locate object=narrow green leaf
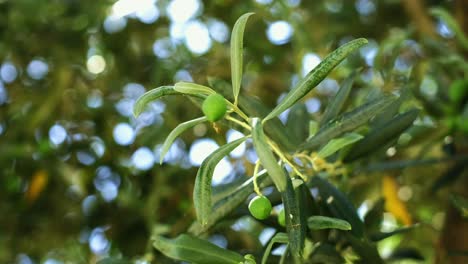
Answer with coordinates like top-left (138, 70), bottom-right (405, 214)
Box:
top-left (369, 224), bottom-right (419, 242)
top-left (317, 132), bottom-right (363, 158)
top-left (344, 109), bottom-right (419, 162)
top-left (189, 170), bottom-right (272, 235)
top-left (160, 117), bottom-right (207, 164)
top-left (231, 12), bottom-right (254, 104)
top-left (346, 233), bottom-right (384, 263)
top-left (193, 137), bottom-right (247, 226)
top-left (320, 70), bottom-right (358, 125)
top-left (261, 233), bottom-right (289, 264)
top-left (307, 216), bottom-right (352, 230)
top-left (430, 8), bottom-right (468, 50)
top-left (300, 95), bottom-right (396, 151)
top-left (308, 120), bottom-right (319, 138)
top-left (310, 177), bottom-right (364, 237)
top-left (286, 103), bottom-right (309, 143)
top-left (251, 118), bottom-right (287, 192)
top-left (133, 86), bottom-right (179, 117)
top-left (153, 234), bottom-right (244, 264)
top-left (282, 176), bottom-right (306, 262)
top-left (264, 38), bottom-right (368, 121)
top-left (174, 82), bottom-right (216, 96)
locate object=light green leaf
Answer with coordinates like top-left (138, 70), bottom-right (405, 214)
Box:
top-left (133, 86), bottom-right (179, 117)
top-left (320, 70), bottom-right (358, 125)
top-left (153, 234), bottom-right (244, 264)
top-left (174, 82), bottom-right (216, 96)
top-left (317, 132), bottom-right (363, 158)
top-left (160, 117), bottom-right (207, 164)
top-left (308, 120), bottom-right (319, 138)
top-left (264, 38), bottom-right (368, 121)
top-left (300, 95), bottom-right (396, 151)
top-left (193, 137), bottom-right (247, 226)
top-left (231, 12), bottom-right (254, 105)
top-left (261, 233), bottom-right (289, 264)
top-left (251, 118), bottom-right (287, 192)
top-left (307, 216), bottom-right (352, 230)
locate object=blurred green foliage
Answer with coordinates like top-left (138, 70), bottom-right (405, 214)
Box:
top-left (1, 0), bottom-right (468, 263)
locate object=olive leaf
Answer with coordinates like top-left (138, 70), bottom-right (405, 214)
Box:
top-left (369, 224), bottom-right (419, 242)
top-left (320, 70), bottom-right (358, 125)
top-left (344, 109), bottom-right (419, 162)
top-left (153, 234), bottom-right (244, 264)
top-left (189, 170), bottom-right (272, 235)
top-left (133, 86), bottom-right (179, 117)
top-left (300, 95), bottom-right (396, 151)
top-left (310, 177), bottom-right (364, 237)
top-left (430, 8), bottom-right (468, 50)
top-left (231, 12), bottom-right (254, 105)
top-left (174, 81), bottom-right (216, 96)
top-left (282, 175), bottom-right (306, 262)
top-left (251, 117), bottom-right (287, 192)
top-left (307, 216), bottom-right (352, 230)
top-left (159, 116), bottom-right (207, 164)
top-left (264, 38), bottom-right (368, 122)
top-left (317, 132), bottom-right (363, 158)
top-left (193, 137), bottom-right (247, 226)
top-left (261, 232), bottom-right (289, 264)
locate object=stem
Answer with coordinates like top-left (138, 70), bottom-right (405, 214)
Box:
top-left (226, 101), bottom-right (249, 122)
top-left (267, 138), bottom-right (308, 181)
top-left (253, 160), bottom-right (262, 196)
top-left (226, 115), bottom-right (251, 131)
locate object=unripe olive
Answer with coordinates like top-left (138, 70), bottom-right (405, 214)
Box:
top-left (202, 94), bottom-right (227, 122)
top-left (278, 209), bottom-right (286, 227)
top-left (248, 195), bottom-right (272, 220)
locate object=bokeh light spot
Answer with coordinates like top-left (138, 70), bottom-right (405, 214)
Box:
top-left (266, 21), bottom-right (293, 45)
top-left (113, 123), bottom-right (135, 146)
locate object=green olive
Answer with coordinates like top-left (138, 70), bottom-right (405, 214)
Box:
top-left (278, 209), bottom-right (286, 227)
top-left (202, 94), bottom-right (227, 122)
top-left (248, 195), bottom-right (272, 220)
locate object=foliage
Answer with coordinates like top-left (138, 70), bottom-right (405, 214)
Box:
top-left (2, 1), bottom-right (468, 263)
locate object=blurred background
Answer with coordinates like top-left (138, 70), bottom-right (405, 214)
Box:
top-left (1, 0), bottom-right (468, 263)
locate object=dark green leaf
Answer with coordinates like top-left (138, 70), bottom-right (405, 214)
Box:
top-left (282, 176), bottom-right (305, 262)
top-left (193, 137), bottom-right (247, 226)
top-left (388, 248), bottom-right (425, 262)
top-left (451, 194), bottom-right (468, 218)
top-left (320, 70), bottom-right (358, 125)
top-left (300, 95), bottom-right (396, 151)
top-left (346, 233), bottom-right (384, 264)
top-left (153, 234), bottom-right (244, 264)
top-left (364, 198), bottom-right (385, 234)
top-left (344, 109), bottom-right (419, 162)
top-left (310, 177), bottom-right (364, 237)
top-left (369, 224), bottom-right (419, 242)
top-left (307, 215), bottom-right (352, 230)
top-left (97, 258), bottom-right (131, 264)
top-left (310, 243), bottom-right (345, 264)
top-left (231, 12), bottom-right (254, 104)
top-left (286, 103), bottom-right (309, 143)
top-left (264, 38), bottom-right (368, 121)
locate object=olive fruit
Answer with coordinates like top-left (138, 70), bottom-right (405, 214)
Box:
top-left (248, 195), bottom-right (272, 220)
top-left (278, 209), bottom-right (286, 226)
top-left (202, 94), bottom-right (227, 122)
